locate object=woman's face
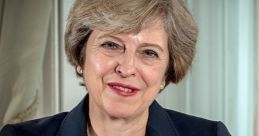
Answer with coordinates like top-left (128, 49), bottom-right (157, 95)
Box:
top-left (80, 19), bottom-right (169, 118)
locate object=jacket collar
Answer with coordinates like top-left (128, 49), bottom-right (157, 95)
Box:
top-left (147, 100), bottom-right (180, 136)
top-left (57, 95), bottom-right (179, 136)
top-left (57, 95), bottom-right (88, 136)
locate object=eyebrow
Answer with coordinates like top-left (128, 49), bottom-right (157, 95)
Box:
top-left (140, 43), bottom-right (165, 52)
top-left (98, 34), bottom-right (124, 44)
top-left (98, 33), bottom-right (165, 52)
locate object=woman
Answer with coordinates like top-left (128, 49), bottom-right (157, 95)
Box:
top-left (0, 0), bottom-right (231, 135)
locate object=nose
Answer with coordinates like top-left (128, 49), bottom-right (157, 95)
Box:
top-left (115, 52), bottom-right (136, 77)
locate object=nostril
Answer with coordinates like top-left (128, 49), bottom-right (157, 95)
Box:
top-left (115, 62), bottom-right (136, 77)
top-left (115, 66), bottom-right (122, 74)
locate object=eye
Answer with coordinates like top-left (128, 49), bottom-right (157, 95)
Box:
top-left (101, 41), bottom-right (123, 50)
top-left (143, 49), bottom-right (159, 58)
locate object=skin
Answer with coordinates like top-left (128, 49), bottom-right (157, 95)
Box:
top-left (78, 19), bottom-right (169, 136)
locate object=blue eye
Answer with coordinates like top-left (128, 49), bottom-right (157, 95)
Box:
top-left (101, 41), bottom-right (122, 50)
top-left (143, 49), bottom-right (159, 58)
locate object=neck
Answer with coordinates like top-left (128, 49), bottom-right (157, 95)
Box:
top-left (87, 102), bottom-right (148, 136)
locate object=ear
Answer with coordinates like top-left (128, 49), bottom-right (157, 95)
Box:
top-left (76, 66), bottom-right (83, 74)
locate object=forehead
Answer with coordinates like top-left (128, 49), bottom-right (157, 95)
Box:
top-left (128, 19), bottom-right (168, 44)
top-left (90, 19), bottom-right (168, 48)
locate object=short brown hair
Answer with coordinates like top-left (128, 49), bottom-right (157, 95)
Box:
top-left (65, 0), bottom-right (198, 86)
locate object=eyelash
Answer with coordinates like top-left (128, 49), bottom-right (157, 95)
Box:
top-left (143, 49), bottom-right (159, 58)
top-left (100, 41), bottom-right (159, 58)
top-left (100, 41), bottom-right (123, 50)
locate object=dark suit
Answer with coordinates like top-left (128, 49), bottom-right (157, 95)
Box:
top-left (0, 95), bottom-right (231, 136)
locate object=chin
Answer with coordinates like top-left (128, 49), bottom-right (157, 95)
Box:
top-left (104, 103), bottom-right (139, 118)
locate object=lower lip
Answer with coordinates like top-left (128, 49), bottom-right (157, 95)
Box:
top-left (108, 85), bottom-right (138, 97)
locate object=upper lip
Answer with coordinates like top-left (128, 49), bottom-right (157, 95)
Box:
top-left (107, 82), bottom-right (140, 91)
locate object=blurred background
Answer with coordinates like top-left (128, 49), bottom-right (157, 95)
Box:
top-left (0, 0), bottom-right (258, 135)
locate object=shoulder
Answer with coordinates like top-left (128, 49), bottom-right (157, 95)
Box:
top-left (148, 101), bottom-right (231, 136)
top-left (0, 112), bottom-right (68, 136)
top-left (165, 109), bottom-right (231, 136)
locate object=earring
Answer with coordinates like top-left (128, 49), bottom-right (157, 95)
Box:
top-left (160, 82), bottom-right (165, 90)
top-left (77, 66), bottom-right (83, 74)
top-left (78, 69), bottom-right (83, 74)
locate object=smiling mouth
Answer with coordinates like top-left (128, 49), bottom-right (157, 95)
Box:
top-left (113, 85), bottom-right (133, 93)
top-left (107, 82), bottom-right (139, 96)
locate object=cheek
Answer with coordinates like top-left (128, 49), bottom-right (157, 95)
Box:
top-left (84, 52), bottom-right (117, 78)
top-left (140, 65), bottom-right (167, 89)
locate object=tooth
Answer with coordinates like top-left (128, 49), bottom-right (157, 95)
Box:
top-left (126, 88), bottom-right (132, 93)
top-left (113, 85), bottom-right (132, 93)
top-left (125, 88), bottom-right (128, 92)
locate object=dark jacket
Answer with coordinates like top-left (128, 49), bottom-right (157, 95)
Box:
top-left (0, 95), bottom-right (231, 136)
